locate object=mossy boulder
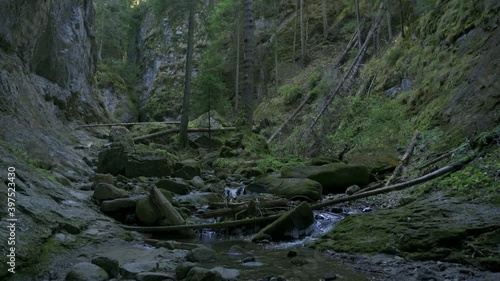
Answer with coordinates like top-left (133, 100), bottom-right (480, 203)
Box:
top-left (125, 144), bottom-right (176, 178)
top-left (173, 159), bottom-right (201, 180)
top-left (96, 143), bottom-right (128, 175)
top-left (135, 190), bottom-right (173, 226)
top-left (156, 178), bottom-right (191, 195)
top-left (310, 198), bottom-right (500, 271)
top-left (248, 174), bottom-right (323, 201)
top-left (225, 133), bottom-right (244, 149)
top-left (280, 163), bottom-right (369, 194)
top-left (252, 202), bottom-right (314, 242)
top-left (344, 148), bottom-right (400, 175)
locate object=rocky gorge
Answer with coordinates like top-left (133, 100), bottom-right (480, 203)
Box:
top-left (0, 0), bottom-right (499, 281)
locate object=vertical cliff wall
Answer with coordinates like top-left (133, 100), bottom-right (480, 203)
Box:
top-left (0, 0), bottom-right (105, 121)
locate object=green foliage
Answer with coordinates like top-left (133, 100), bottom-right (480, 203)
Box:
top-left (326, 95), bottom-right (412, 154)
top-left (279, 85), bottom-right (303, 106)
top-left (193, 0), bottom-right (239, 118)
top-left (419, 146), bottom-right (500, 203)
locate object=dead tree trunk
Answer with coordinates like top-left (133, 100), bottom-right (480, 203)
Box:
top-left (385, 130), bottom-right (420, 186)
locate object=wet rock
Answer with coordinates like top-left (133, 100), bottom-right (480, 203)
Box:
top-left (173, 159), bottom-right (201, 180)
top-left (93, 183), bottom-right (128, 201)
top-left (345, 185), bottom-right (361, 195)
top-left (120, 261), bottom-right (158, 279)
top-left (228, 245), bottom-right (247, 255)
top-left (136, 272), bottom-right (175, 281)
top-left (186, 267), bottom-right (223, 281)
top-left (248, 174), bottom-right (322, 201)
top-left (65, 262), bottom-right (108, 281)
top-left (191, 176), bottom-right (205, 189)
top-left (91, 256), bottom-right (120, 278)
top-left (186, 246), bottom-right (216, 262)
top-left (101, 197), bottom-right (142, 212)
top-left (252, 202), bottom-right (314, 242)
top-left (211, 267), bottom-right (240, 281)
top-left (175, 262), bottom-right (196, 280)
top-left (156, 178), bottom-right (191, 195)
top-left (280, 163), bottom-right (369, 194)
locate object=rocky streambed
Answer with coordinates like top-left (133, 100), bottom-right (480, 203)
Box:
top-left (4, 127), bottom-right (499, 281)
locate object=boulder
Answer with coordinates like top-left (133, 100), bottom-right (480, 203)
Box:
top-left (247, 174), bottom-right (322, 201)
top-left (211, 267), bottom-right (240, 281)
top-left (280, 163), bottom-right (369, 194)
top-left (126, 153), bottom-right (175, 178)
top-left (186, 246), bottom-right (216, 262)
top-left (120, 261), bottom-right (158, 279)
top-left (96, 143), bottom-right (128, 175)
top-left (65, 262), bottom-right (108, 281)
top-left (101, 197), bottom-right (142, 212)
top-left (252, 202), bottom-right (314, 242)
top-left (190, 134), bottom-right (223, 149)
top-left (91, 256), bottom-right (120, 278)
top-left (92, 173), bottom-right (114, 187)
top-left (344, 148), bottom-right (399, 175)
top-left (176, 262), bottom-right (197, 280)
top-left (173, 159), bottom-right (201, 180)
top-left (191, 176), bottom-right (205, 189)
top-left (156, 178), bottom-right (191, 195)
top-left (93, 183), bottom-right (128, 201)
top-left (186, 267), bottom-right (223, 281)
top-left (345, 185), bottom-right (361, 195)
top-left (136, 272), bottom-right (175, 281)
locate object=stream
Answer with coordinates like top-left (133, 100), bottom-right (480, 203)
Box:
top-left (174, 210), bottom-right (380, 280)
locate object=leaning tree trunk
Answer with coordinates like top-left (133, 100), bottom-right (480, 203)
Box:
top-left (242, 0), bottom-right (256, 129)
top-left (179, 3), bottom-right (196, 147)
top-left (356, 0), bottom-right (362, 50)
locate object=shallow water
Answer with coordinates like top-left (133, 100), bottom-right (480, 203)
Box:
top-left (183, 211), bottom-right (380, 280)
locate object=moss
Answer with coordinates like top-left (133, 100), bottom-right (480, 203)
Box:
top-left (118, 231), bottom-right (134, 242)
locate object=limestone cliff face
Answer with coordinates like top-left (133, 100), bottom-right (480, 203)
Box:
top-left (137, 9), bottom-right (207, 121)
top-left (0, 0), bottom-right (104, 121)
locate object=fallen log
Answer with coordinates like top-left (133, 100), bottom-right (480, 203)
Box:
top-left (120, 213), bottom-right (282, 233)
top-left (76, 121), bottom-right (180, 128)
top-left (312, 152), bottom-right (475, 209)
top-left (200, 198), bottom-right (289, 218)
top-left (385, 130), bottom-right (420, 186)
top-left (150, 187), bottom-right (195, 237)
top-left (132, 127), bottom-right (236, 142)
